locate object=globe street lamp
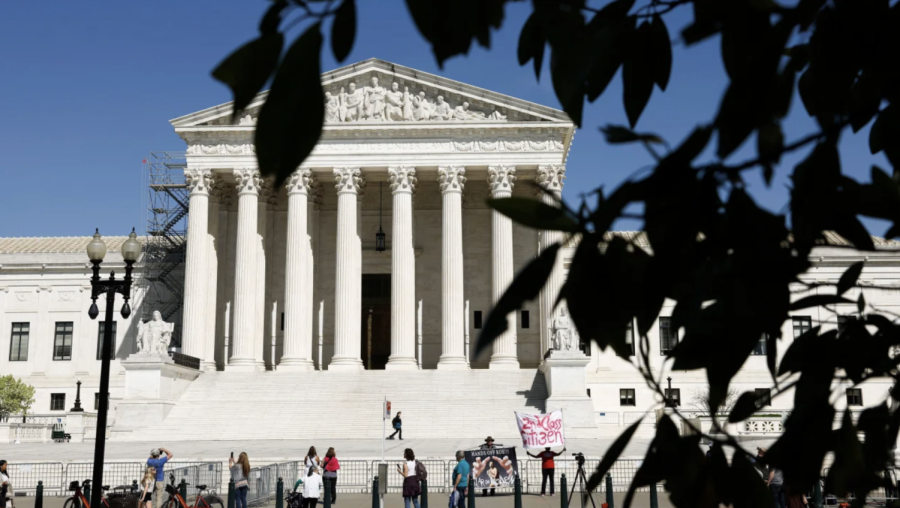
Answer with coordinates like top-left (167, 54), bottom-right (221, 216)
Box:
top-left (85, 228), bottom-right (140, 508)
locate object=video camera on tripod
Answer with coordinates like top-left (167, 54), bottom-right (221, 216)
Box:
top-left (572, 452), bottom-right (586, 467)
top-left (567, 452), bottom-right (596, 508)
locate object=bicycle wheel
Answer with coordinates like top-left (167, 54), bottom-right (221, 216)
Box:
top-left (63, 496), bottom-right (79, 508)
top-left (202, 494), bottom-right (225, 508)
top-left (163, 497), bottom-right (180, 508)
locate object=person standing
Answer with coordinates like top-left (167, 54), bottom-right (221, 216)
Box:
top-left (303, 466), bottom-right (323, 508)
top-left (785, 482), bottom-right (809, 508)
top-left (388, 412), bottom-right (403, 440)
top-left (0, 460), bottom-right (14, 508)
top-left (451, 451), bottom-right (469, 508)
top-left (230, 453), bottom-right (251, 508)
top-left (527, 446), bottom-right (565, 496)
top-left (768, 466), bottom-right (786, 508)
top-left (305, 447), bottom-right (321, 476)
top-left (321, 448), bottom-right (340, 504)
top-left (396, 449), bottom-right (421, 508)
top-left (148, 447), bottom-right (173, 505)
top-left (139, 467), bottom-right (157, 508)
top-left (478, 437), bottom-right (496, 497)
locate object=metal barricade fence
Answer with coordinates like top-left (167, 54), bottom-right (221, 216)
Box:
top-left (167, 463), bottom-right (223, 495)
top-left (246, 464), bottom-right (278, 507)
top-left (521, 459), bottom-right (654, 494)
top-left (373, 460), bottom-right (449, 493)
top-left (6, 463), bottom-right (65, 496)
top-left (64, 462), bottom-right (145, 491)
top-left (331, 460), bottom-right (370, 493)
top-left (276, 462), bottom-right (300, 492)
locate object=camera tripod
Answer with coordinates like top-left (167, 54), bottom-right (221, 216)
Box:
top-left (566, 460), bottom-right (598, 508)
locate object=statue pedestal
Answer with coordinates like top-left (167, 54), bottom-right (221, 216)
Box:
top-left (112, 353), bottom-right (201, 434)
top-left (540, 349), bottom-right (596, 437)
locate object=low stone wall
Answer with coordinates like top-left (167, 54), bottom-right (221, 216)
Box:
top-left (0, 423), bottom-right (54, 444)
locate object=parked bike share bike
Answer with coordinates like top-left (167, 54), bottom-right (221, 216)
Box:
top-left (162, 473), bottom-right (224, 508)
top-left (64, 480), bottom-right (111, 508)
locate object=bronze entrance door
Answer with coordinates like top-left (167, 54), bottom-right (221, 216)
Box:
top-left (361, 274), bottom-right (391, 370)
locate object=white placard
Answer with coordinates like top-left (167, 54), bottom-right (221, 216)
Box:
top-left (515, 410), bottom-right (565, 449)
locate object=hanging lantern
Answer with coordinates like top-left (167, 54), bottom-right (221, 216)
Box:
top-left (376, 182), bottom-right (386, 252)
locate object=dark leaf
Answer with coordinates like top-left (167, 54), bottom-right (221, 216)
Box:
top-left (584, 14), bottom-right (634, 102)
top-left (586, 418), bottom-right (642, 492)
top-left (212, 34), bottom-right (285, 121)
top-left (600, 125), bottom-right (664, 145)
top-left (622, 20), bottom-right (655, 127)
top-left (757, 121), bottom-right (784, 164)
top-left (649, 14), bottom-right (672, 91)
top-left (255, 23), bottom-right (324, 186)
top-left (858, 292), bottom-right (866, 314)
top-left (518, 12), bottom-right (545, 81)
top-left (837, 261), bottom-right (864, 295)
top-left (330, 0), bottom-right (356, 62)
top-left (486, 197), bottom-right (579, 232)
top-left (789, 294), bottom-right (854, 311)
top-left (731, 454), bottom-right (776, 508)
top-left (476, 243), bottom-right (561, 355)
top-left (729, 391), bottom-right (763, 422)
top-left (405, 0), bottom-right (509, 67)
top-left (259, 0), bottom-right (288, 36)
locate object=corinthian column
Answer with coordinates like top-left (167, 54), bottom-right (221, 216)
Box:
top-left (331, 167), bottom-right (365, 371)
top-left (537, 164), bottom-right (567, 356)
top-left (437, 166), bottom-right (468, 369)
top-left (182, 168), bottom-right (214, 361)
top-left (280, 168), bottom-right (315, 370)
top-left (386, 167), bottom-right (418, 370)
top-left (489, 165), bottom-right (520, 369)
top-left (228, 168), bottom-right (262, 371)
top-left (203, 186), bottom-right (226, 371)
top-left (256, 180), bottom-right (273, 367)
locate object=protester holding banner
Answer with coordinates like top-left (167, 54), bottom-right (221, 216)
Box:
top-left (451, 451), bottom-right (470, 508)
top-left (478, 437), bottom-right (497, 496)
top-left (527, 446), bottom-right (566, 496)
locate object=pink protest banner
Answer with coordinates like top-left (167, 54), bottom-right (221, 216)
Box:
top-left (515, 410), bottom-right (566, 449)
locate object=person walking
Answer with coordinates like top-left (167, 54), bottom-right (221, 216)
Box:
top-left (305, 447), bottom-right (321, 476)
top-left (148, 447), bottom-right (173, 506)
top-left (478, 437), bottom-right (496, 497)
top-left (387, 412), bottom-right (402, 440)
top-left (451, 451), bottom-right (469, 508)
top-left (230, 453), bottom-right (251, 508)
top-left (321, 448), bottom-right (340, 504)
top-left (527, 446), bottom-right (565, 496)
top-left (396, 449), bottom-right (421, 508)
top-left (0, 460), bottom-right (14, 508)
top-left (302, 466), bottom-right (323, 508)
top-left (139, 467), bottom-right (156, 508)
top-left (768, 466), bottom-right (786, 508)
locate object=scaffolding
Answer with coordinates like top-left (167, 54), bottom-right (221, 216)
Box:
top-left (141, 151), bottom-right (188, 347)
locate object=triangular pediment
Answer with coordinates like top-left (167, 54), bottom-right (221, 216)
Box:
top-left (171, 58), bottom-right (571, 128)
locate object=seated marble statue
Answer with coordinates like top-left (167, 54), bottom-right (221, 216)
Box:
top-left (136, 310), bottom-right (175, 355)
top-left (550, 307), bottom-right (574, 350)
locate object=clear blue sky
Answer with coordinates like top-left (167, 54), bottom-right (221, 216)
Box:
top-left (0, 1), bottom-right (891, 238)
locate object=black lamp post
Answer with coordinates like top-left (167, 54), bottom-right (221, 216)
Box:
top-left (85, 228), bottom-right (140, 508)
top-left (71, 379), bottom-right (84, 412)
top-left (665, 376), bottom-right (676, 408)
top-left (375, 182), bottom-right (386, 252)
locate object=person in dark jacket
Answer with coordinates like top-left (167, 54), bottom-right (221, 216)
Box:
top-left (388, 412), bottom-right (403, 440)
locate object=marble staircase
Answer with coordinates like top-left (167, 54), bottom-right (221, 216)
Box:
top-left (111, 369), bottom-right (549, 441)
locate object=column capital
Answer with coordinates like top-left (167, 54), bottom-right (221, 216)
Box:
top-left (259, 177), bottom-right (276, 204)
top-left (537, 164), bottom-right (566, 195)
top-left (388, 167), bottom-right (417, 195)
top-left (488, 165), bottom-right (516, 197)
top-left (185, 169), bottom-right (215, 197)
top-left (210, 185), bottom-right (232, 207)
top-left (438, 166), bottom-right (466, 194)
top-left (334, 167), bottom-right (364, 195)
top-left (286, 168), bottom-right (313, 196)
top-left (234, 168), bottom-right (262, 196)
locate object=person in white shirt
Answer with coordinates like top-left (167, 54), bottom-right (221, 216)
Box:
top-left (302, 466), bottom-right (323, 508)
top-left (0, 460), bottom-right (14, 508)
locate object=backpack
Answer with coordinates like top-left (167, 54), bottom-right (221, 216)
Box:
top-left (415, 460), bottom-right (428, 481)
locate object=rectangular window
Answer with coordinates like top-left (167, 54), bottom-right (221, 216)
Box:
top-left (752, 333), bottom-right (768, 356)
top-left (521, 310), bottom-right (530, 329)
top-left (793, 316), bottom-right (812, 338)
top-left (665, 388), bottom-right (681, 407)
top-left (9, 322), bottom-right (29, 361)
top-left (50, 393), bottom-right (66, 411)
top-left (659, 317), bottom-right (678, 355)
top-left (96, 321), bottom-right (117, 360)
top-left (755, 388), bottom-right (772, 407)
top-left (474, 311), bottom-right (483, 329)
top-left (846, 388), bottom-right (863, 406)
top-left (53, 322), bottom-right (74, 361)
top-left (620, 389), bottom-right (636, 406)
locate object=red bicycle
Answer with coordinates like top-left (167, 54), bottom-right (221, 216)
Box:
top-left (161, 473), bottom-right (224, 508)
top-left (63, 479), bottom-right (110, 508)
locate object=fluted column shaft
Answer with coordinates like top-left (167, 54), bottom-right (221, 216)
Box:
top-left (386, 167), bottom-right (418, 370)
top-left (182, 169), bottom-right (214, 360)
top-left (489, 166), bottom-right (520, 369)
top-left (202, 190), bottom-right (222, 371)
top-left (537, 165), bottom-right (567, 355)
top-left (331, 167), bottom-right (364, 370)
top-left (281, 169), bottom-right (314, 370)
top-left (255, 183), bottom-right (272, 368)
top-left (229, 169), bottom-right (262, 370)
top-left (437, 166), bottom-right (468, 369)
